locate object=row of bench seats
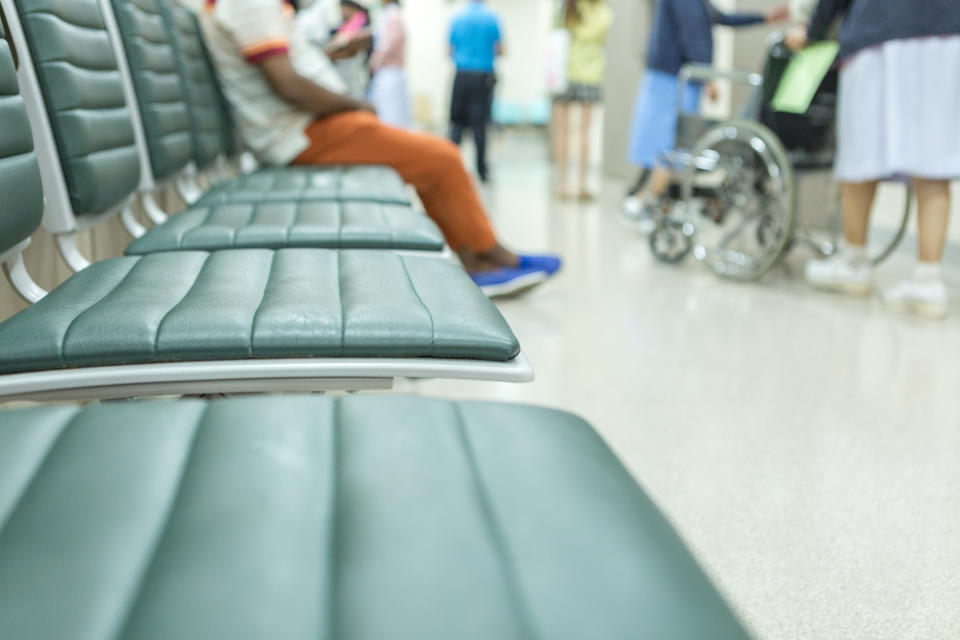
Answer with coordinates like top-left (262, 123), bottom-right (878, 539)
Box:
top-left (0, 0), bottom-right (532, 401)
top-left (0, 0), bottom-right (752, 637)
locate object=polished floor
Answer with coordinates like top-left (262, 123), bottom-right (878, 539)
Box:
top-left (400, 131), bottom-right (960, 640)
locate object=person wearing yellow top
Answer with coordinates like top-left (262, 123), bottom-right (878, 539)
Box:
top-left (552, 0), bottom-right (613, 200)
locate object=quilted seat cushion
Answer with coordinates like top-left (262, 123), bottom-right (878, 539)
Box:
top-left (0, 250), bottom-right (518, 373)
top-left (196, 165), bottom-right (411, 206)
top-left (124, 200), bottom-right (444, 254)
top-left (0, 395), bottom-right (751, 640)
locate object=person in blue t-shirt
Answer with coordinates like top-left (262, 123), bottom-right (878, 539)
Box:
top-left (448, 0), bottom-right (503, 182)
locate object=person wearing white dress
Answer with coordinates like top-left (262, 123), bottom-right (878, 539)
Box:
top-left (794, 0), bottom-right (960, 318)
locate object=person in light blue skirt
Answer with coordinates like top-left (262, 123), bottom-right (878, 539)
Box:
top-left (622, 0), bottom-right (788, 229)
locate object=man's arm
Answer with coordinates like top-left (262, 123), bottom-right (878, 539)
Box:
top-left (257, 53), bottom-right (373, 116)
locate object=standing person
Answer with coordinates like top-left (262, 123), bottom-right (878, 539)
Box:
top-left (448, 0), bottom-right (503, 183)
top-left (324, 1), bottom-right (374, 100)
top-left (552, 0), bottom-right (614, 201)
top-left (797, 0), bottom-right (960, 318)
top-left (621, 0), bottom-right (789, 228)
top-left (368, 0), bottom-right (411, 128)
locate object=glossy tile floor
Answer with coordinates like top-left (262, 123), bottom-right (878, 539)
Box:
top-left (399, 131), bottom-right (960, 640)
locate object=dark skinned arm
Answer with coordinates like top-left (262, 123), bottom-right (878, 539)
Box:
top-left (257, 53), bottom-right (374, 116)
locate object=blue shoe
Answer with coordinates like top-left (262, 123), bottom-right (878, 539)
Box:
top-left (470, 265), bottom-right (552, 298)
top-left (517, 253), bottom-right (563, 276)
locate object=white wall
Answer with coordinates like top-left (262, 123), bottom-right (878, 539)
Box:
top-left (404, 0), bottom-right (555, 130)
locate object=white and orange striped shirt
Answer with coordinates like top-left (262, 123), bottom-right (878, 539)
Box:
top-left (181, 0), bottom-right (347, 165)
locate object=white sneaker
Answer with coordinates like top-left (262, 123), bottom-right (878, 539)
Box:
top-left (804, 255), bottom-right (874, 296)
top-left (882, 279), bottom-right (949, 319)
top-left (620, 196), bottom-right (656, 234)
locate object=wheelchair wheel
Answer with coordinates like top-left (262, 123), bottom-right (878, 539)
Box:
top-left (649, 213), bottom-right (693, 264)
top-left (680, 119), bottom-right (797, 281)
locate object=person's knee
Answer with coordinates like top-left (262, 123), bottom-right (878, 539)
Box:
top-left (434, 139), bottom-right (463, 165)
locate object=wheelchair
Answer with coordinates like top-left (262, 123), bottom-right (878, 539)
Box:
top-left (644, 35), bottom-right (911, 281)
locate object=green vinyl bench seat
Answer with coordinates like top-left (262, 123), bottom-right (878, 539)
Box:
top-left (124, 199), bottom-right (444, 254)
top-left (193, 165), bottom-right (412, 207)
top-left (0, 250), bottom-right (517, 374)
top-left (0, 395), bottom-right (752, 640)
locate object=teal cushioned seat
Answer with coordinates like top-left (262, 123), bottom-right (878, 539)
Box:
top-left (196, 165), bottom-right (412, 207)
top-left (124, 200), bottom-right (444, 254)
top-left (0, 250), bottom-right (519, 373)
top-left (14, 0), bottom-right (141, 218)
top-left (0, 33), bottom-right (44, 255)
top-left (109, 0), bottom-right (192, 181)
top-left (0, 395), bottom-right (752, 640)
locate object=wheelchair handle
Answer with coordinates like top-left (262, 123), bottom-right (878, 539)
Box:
top-left (676, 64), bottom-right (764, 118)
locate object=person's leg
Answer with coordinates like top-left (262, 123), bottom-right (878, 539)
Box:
top-left (552, 100), bottom-right (569, 194)
top-left (646, 167), bottom-right (672, 199)
top-left (913, 177), bottom-right (951, 263)
top-left (805, 180), bottom-right (878, 294)
top-left (577, 102), bottom-right (592, 197)
top-left (449, 72), bottom-right (466, 146)
top-left (881, 177), bottom-right (951, 317)
top-left (471, 75), bottom-right (492, 181)
top-left (841, 180), bottom-right (879, 251)
top-left (293, 112), bottom-right (515, 269)
top-left (450, 122), bottom-right (465, 146)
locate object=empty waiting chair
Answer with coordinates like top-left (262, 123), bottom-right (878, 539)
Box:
top-left (0, 24), bottom-right (530, 402)
top-left (0, 395), bottom-right (753, 640)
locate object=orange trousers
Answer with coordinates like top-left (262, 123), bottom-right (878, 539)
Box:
top-left (292, 112), bottom-right (497, 253)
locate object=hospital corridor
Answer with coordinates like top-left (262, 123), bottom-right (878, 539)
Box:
top-left (0, 0), bottom-right (958, 639)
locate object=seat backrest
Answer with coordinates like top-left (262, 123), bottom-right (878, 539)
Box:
top-left (188, 5), bottom-right (240, 159)
top-left (11, 0), bottom-right (140, 220)
top-left (0, 23), bottom-right (44, 257)
top-left (107, 0), bottom-right (192, 181)
top-left (156, 1), bottom-right (225, 170)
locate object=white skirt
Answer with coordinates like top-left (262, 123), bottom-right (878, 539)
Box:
top-left (836, 35), bottom-right (960, 182)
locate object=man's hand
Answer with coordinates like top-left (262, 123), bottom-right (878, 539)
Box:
top-left (784, 25), bottom-right (809, 50)
top-left (765, 4), bottom-right (791, 23)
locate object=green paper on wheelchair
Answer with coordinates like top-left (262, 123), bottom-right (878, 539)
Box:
top-left (771, 42), bottom-right (840, 114)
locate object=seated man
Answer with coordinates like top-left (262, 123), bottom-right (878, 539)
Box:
top-left (185, 0), bottom-right (560, 295)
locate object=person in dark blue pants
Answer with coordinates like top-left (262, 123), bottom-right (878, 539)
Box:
top-left (448, 0), bottom-right (503, 183)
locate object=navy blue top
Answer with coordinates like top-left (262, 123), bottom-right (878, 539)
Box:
top-left (449, 1), bottom-right (503, 73)
top-left (646, 0), bottom-right (765, 75)
top-left (809, 0), bottom-right (960, 61)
